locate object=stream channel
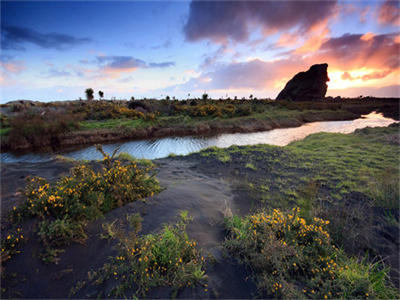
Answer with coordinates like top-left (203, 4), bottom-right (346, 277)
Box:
top-left (1, 111), bottom-right (397, 163)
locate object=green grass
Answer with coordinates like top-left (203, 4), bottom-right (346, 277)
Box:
top-left (224, 208), bottom-right (398, 299)
top-left (80, 118), bottom-right (146, 130)
top-left (0, 127), bottom-right (11, 137)
top-left (73, 211), bottom-right (207, 298)
top-left (196, 124), bottom-right (399, 266)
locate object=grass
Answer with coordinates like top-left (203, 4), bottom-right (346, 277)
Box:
top-left (198, 124), bottom-right (399, 210)
top-left (5, 97), bottom-right (392, 150)
top-left (223, 208), bottom-right (398, 299)
top-left (196, 124), bottom-right (399, 281)
top-left (72, 211), bottom-right (207, 298)
top-left (6, 146), bottom-right (161, 263)
top-left (116, 152), bottom-right (154, 167)
top-left (80, 118), bottom-right (146, 131)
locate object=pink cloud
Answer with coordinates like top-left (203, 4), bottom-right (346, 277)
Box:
top-left (2, 60), bottom-right (26, 74)
top-left (378, 0), bottom-right (400, 26)
top-left (317, 33), bottom-right (399, 72)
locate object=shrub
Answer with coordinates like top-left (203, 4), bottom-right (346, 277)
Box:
top-left (75, 212), bottom-right (207, 298)
top-left (224, 208), bottom-right (397, 299)
top-left (9, 146), bottom-right (161, 262)
top-left (69, 101), bottom-right (144, 120)
top-left (85, 88), bottom-right (94, 101)
top-left (6, 110), bottom-right (80, 150)
top-left (0, 228), bottom-right (25, 267)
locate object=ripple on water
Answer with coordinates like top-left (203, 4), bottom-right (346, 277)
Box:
top-left (1, 112), bottom-right (397, 163)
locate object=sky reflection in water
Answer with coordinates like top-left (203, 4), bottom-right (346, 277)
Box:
top-left (1, 112), bottom-right (397, 163)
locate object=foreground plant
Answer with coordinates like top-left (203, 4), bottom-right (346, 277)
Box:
top-left (224, 208), bottom-right (397, 299)
top-left (0, 227), bottom-right (25, 270)
top-left (74, 211), bottom-right (207, 298)
top-left (9, 146), bottom-right (161, 262)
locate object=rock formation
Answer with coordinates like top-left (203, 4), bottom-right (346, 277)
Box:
top-left (276, 63), bottom-right (330, 101)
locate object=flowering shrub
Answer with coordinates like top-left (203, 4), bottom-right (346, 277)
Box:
top-left (224, 208), bottom-right (396, 299)
top-left (76, 212), bottom-right (207, 298)
top-left (69, 101), bottom-right (145, 120)
top-left (9, 146), bottom-right (161, 261)
top-left (0, 228), bottom-right (25, 267)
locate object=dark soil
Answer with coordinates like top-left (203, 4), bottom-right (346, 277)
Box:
top-left (1, 157), bottom-right (259, 299)
top-left (1, 146), bottom-right (399, 298)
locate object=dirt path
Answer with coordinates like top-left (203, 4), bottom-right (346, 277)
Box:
top-left (1, 158), bottom-right (257, 299)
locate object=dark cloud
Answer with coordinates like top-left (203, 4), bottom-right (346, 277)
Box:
top-left (97, 56), bottom-right (147, 70)
top-left (318, 32), bottom-right (400, 71)
top-left (1, 25), bottom-right (92, 50)
top-left (378, 0), bottom-right (400, 25)
top-left (184, 1), bottom-right (338, 44)
top-left (96, 55), bottom-right (175, 77)
top-left (148, 62), bottom-right (175, 68)
top-left (164, 31), bottom-right (400, 96)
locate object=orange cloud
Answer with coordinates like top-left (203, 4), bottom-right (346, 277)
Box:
top-left (360, 32), bottom-right (375, 42)
top-left (2, 61), bottom-right (26, 74)
top-left (277, 33), bottom-right (299, 48)
top-left (296, 27), bottom-right (330, 54)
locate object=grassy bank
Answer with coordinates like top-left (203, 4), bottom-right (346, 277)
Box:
top-left (189, 123), bottom-right (399, 297)
top-left (1, 97), bottom-right (398, 152)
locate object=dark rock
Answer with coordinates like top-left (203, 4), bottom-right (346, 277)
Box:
top-left (276, 63), bottom-right (330, 101)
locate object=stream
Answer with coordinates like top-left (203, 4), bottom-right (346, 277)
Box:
top-left (1, 111), bottom-right (397, 163)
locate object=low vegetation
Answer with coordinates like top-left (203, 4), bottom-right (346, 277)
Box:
top-left (224, 208), bottom-right (397, 299)
top-left (1, 97), bottom-right (398, 151)
top-left (71, 211), bottom-right (207, 298)
top-left (4, 146), bottom-right (161, 263)
top-left (0, 97), bottom-right (398, 297)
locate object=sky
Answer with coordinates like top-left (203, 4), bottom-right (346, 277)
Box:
top-left (1, 0), bottom-right (399, 103)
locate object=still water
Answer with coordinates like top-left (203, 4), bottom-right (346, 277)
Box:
top-left (1, 112), bottom-right (397, 163)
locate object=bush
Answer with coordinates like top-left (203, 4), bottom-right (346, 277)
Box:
top-left (224, 208), bottom-right (397, 299)
top-left (69, 101), bottom-right (144, 120)
top-left (7, 110), bottom-right (80, 150)
top-left (75, 212), bottom-right (207, 298)
top-left (9, 146), bottom-right (161, 262)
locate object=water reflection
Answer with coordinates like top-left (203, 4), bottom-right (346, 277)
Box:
top-left (1, 112), bottom-right (397, 163)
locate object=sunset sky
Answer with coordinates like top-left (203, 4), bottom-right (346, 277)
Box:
top-left (1, 0), bottom-right (399, 103)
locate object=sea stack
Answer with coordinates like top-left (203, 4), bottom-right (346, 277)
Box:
top-left (276, 63), bottom-right (330, 101)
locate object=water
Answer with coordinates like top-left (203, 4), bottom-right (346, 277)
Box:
top-left (1, 112), bottom-right (397, 163)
